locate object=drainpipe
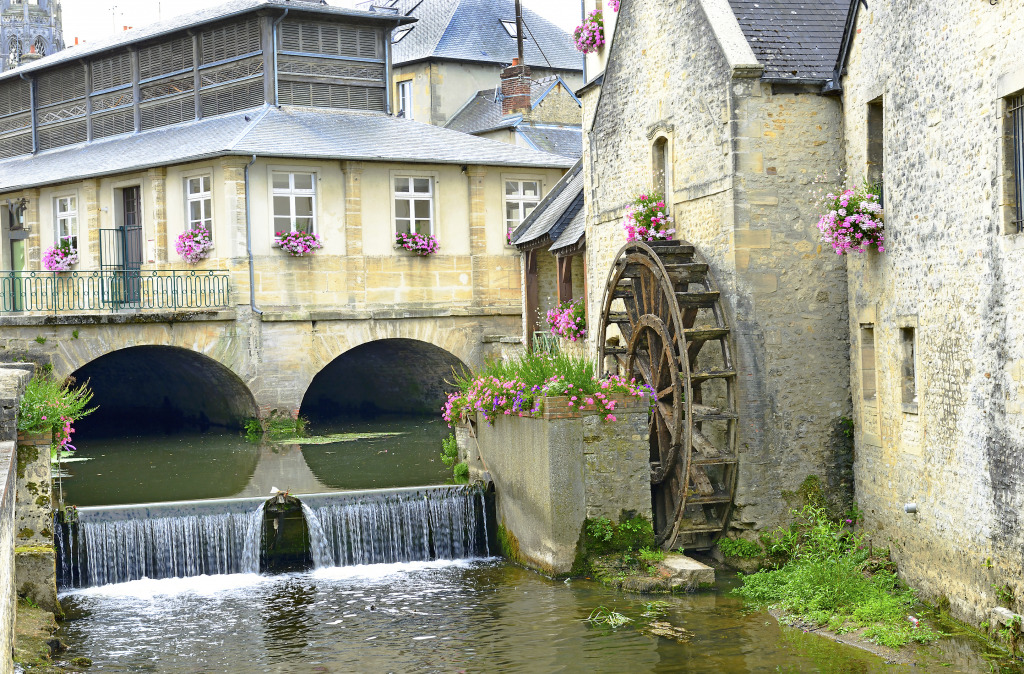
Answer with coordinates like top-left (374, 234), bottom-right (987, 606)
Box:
top-left (19, 73), bottom-right (36, 154)
top-left (244, 154), bottom-right (262, 315)
top-left (272, 9), bottom-right (289, 106)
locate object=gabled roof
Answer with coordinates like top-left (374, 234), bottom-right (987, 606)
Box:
top-left (386, 0), bottom-right (582, 72)
top-left (1, 0), bottom-right (412, 83)
top-left (0, 105), bottom-right (574, 192)
top-left (512, 159), bottom-right (583, 250)
top-left (728, 0), bottom-right (849, 82)
top-left (445, 76), bottom-right (582, 158)
top-left (549, 208), bottom-right (584, 254)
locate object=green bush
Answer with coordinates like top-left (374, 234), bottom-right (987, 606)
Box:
top-left (718, 537), bottom-right (764, 559)
top-left (585, 516), bottom-right (656, 557)
top-left (734, 505), bottom-right (940, 648)
top-left (18, 376), bottom-right (95, 435)
top-left (440, 433), bottom-right (458, 467)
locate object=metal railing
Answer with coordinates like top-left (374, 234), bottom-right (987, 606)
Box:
top-left (0, 270), bottom-right (231, 314)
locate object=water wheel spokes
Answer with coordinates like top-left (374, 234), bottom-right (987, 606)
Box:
top-left (598, 240), bottom-right (739, 550)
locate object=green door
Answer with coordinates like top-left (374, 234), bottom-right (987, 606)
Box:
top-left (9, 237), bottom-right (24, 311)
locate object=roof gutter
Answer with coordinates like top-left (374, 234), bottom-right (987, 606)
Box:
top-left (272, 9), bottom-right (289, 107)
top-left (244, 154), bottom-right (262, 316)
top-left (18, 73), bottom-right (35, 154)
top-left (825, 0), bottom-right (865, 94)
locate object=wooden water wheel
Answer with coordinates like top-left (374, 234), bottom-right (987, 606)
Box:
top-left (597, 240), bottom-right (738, 550)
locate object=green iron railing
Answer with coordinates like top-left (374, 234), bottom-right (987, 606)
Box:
top-left (0, 270), bottom-right (231, 313)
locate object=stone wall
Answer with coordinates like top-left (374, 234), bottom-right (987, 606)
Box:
top-left (14, 431), bottom-right (56, 614)
top-left (0, 311), bottom-right (521, 420)
top-left (583, 0), bottom-right (852, 535)
top-left (459, 396), bottom-right (650, 575)
top-left (840, 0), bottom-right (1024, 626)
top-left (0, 364), bottom-right (33, 674)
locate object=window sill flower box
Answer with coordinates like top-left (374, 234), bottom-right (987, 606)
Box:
top-left (394, 232), bottom-right (439, 256)
top-left (42, 236), bottom-right (78, 271)
top-left (275, 231), bottom-right (323, 257)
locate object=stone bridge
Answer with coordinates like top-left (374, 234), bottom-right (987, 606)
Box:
top-left (0, 306), bottom-right (521, 428)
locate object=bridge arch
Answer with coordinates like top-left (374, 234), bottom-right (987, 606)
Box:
top-left (70, 345), bottom-right (259, 435)
top-left (299, 338), bottom-right (469, 422)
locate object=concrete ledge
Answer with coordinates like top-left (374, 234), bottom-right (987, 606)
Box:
top-left (262, 306), bottom-right (522, 322)
top-left (0, 309), bottom-right (236, 326)
top-left (14, 548), bottom-right (58, 615)
top-left (661, 554), bottom-right (715, 587)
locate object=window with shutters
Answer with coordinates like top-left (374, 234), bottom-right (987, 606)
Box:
top-left (185, 175), bottom-right (213, 231)
top-left (54, 195), bottom-right (79, 250)
top-left (200, 18), bottom-right (261, 65)
top-left (272, 172), bottom-right (317, 234)
top-left (139, 36), bottom-right (194, 81)
top-left (90, 52), bottom-right (133, 91)
top-left (279, 20), bottom-right (380, 60)
top-left (393, 176), bottom-right (434, 236)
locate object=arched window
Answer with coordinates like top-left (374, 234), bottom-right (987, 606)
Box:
top-left (7, 37), bottom-right (22, 69)
top-left (33, 36), bottom-right (45, 57)
top-left (652, 136), bottom-right (669, 199)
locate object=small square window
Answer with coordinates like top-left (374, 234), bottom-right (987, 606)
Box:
top-left (500, 20), bottom-right (526, 39)
top-left (392, 26), bottom-right (412, 43)
top-left (504, 179), bottom-right (541, 242)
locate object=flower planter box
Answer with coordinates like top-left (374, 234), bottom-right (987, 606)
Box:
top-left (457, 396), bottom-right (651, 576)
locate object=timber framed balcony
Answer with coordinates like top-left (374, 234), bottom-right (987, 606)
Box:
top-left (0, 270), bottom-right (231, 314)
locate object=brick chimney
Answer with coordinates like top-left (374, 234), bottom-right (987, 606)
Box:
top-left (501, 58), bottom-right (531, 116)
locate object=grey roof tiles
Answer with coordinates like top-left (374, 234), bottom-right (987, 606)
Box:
top-left (512, 159), bottom-right (583, 248)
top-left (0, 105), bottom-right (573, 192)
top-left (728, 0), bottom-right (849, 81)
top-left (389, 0), bottom-right (582, 72)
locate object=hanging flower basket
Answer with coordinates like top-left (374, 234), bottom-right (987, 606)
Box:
top-left (623, 192), bottom-right (675, 242)
top-left (275, 230), bottom-right (323, 257)
top-left (42, 236), bottom-right (78, 271)
top-left (817, 185), bottom-right (884, 255)
top-left (573, 10), bottom-right (605, 53)
top-left (546, 299), bottom-right (586, 342)
top-left (395, 231), bottom-right (439, 256)
top-left (175, 226), bottom-right (213, 264)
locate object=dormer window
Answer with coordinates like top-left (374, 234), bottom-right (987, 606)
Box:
top-left (500, 20), bottom-right (527, 39)
top-left (392, 26), bottom-right (412, 43)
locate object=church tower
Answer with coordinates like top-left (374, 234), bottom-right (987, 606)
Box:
top-left (0, 0), bottom-right (64, 71)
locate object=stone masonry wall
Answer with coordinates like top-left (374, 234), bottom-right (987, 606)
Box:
top-left (584, 0), bottom-right (852, 534)
top-left (841, 0), bottom-right (1024, 625)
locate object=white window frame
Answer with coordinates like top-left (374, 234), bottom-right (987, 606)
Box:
top-left (53, 194), bottom-right (78, 250)
top-left (392, 26), bottom-right (412, 43)
top-left (184, 174), bottom-right (213, 232)
top-left (392, 174), bottom-right (435, 236)
top-left (397, 80), bottom-right (413, 120)
top-left (271, 171), bottom-right (317, 235)
top-left (503, 177), bottom-right (543, 242)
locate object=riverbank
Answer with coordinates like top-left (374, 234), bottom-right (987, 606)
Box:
top-left (13, 601), bottom-right (89, 673)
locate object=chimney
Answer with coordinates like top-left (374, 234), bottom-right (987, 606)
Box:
top-left (501, 57), bottom-right (531, 116)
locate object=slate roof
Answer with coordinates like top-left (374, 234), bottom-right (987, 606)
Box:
top-left (548, 207), bottom-right (585, 254)
top-left (0, 0), bottom-right (412, 83)
top-left (519, 126), bottom-right (582, 159)
top-left (512, 159), bottom-right (584, 250)
top-left (445, 77), bottom-right (582, 158)
top-left (385, 0), bottom-right (582, 72)
top-left (0, 105), bottom-right (574, 192)
top-left (728, 0), bottom-right (849, 81)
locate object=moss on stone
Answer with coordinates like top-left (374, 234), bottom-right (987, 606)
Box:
top-left (16, 443), bottom-right (39, 479)
top-left (15, 545), bottom-right (53, 555)
top-left (25, 481), bottom-right (39, 495)
top-left (17, 527), bottom-right (34, 539)
top-left (497, 521), bottom-right (522, 564)
top-left (35, 494), bottom-right (50, 508)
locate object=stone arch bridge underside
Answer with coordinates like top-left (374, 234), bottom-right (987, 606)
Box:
top-left (0, 309), bottom-right (521, 417)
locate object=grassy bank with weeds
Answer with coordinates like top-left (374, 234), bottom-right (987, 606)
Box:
top-left (733, 505), bottom-right (941, 649)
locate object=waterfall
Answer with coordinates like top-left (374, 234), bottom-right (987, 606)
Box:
top-left (300, 504), bottom-right (334, 568)
top-left (59, 501), bottom-right (265, 589)
top-left (57, 485), bottom-right (492, 588)
top-left (304, 485), bottom-right (489, 569)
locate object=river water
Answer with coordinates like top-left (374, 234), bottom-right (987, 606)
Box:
top-left (58, 417), bottom-right (451, 506)
top-left (54, 420), bottom-right (1007, 673)
top-left (60, 562), bottom-right (929, 673)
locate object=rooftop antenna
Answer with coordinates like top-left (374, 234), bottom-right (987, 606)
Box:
top-left (514, 0), bottom-right (524, 66)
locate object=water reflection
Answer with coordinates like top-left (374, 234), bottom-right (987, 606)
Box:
top-left (61, 417), bottom-right (451, 507)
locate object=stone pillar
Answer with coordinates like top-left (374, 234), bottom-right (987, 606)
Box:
top-left (221, 158), bottom-right (248, 260)
top-left (342, 161), bottom-right (365, 307)
top-left (467, 166), bottom-right (487, 308)
top-left (15, 430), bottom-right (58, 614)
top-left (82, 179), bottom-right (100, 268)
top-left (147, 167), bottom-right (168, 265)
top-left (23, 188), bottom-right (40, 270)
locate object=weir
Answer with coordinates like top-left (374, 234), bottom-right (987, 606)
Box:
top-left (56, 485), bottom-right (491, 589)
